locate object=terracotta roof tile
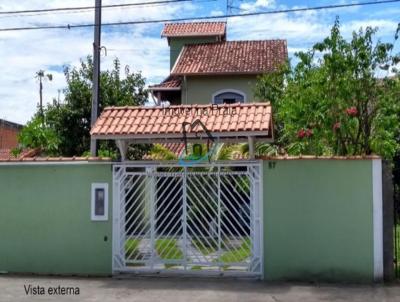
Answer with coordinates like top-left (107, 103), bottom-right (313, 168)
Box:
top-left (149, 76), bottom-right (182, 91)
top-left (161, 22), bottom-right (226, 38)
top-left (171, 40), bottom-right (287, 75)
top-left (90, 103), bottom-right (273, 141)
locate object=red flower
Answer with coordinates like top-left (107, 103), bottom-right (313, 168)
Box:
top-left (346, 106), bottom-right (358, 117)
top-left (297, 129), bottom-right (306, 139)
top-left (333, 122), bottom-right (341, 131)
top-left (305, 128), bottom-right (313, 137)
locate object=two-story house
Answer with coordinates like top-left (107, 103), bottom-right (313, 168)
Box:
top-left (149, 22), bottom-right (288, 105)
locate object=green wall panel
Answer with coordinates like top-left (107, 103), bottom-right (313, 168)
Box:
top-left (0, 164), bottom-right (113, 275)
top-left (262, 160), bottom-right (374, 282)
top-left (182, 75), bottom-right (260, 105)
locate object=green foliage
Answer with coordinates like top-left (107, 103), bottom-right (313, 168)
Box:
top-left (255, 18), bottom-right (400, 159)
top-left (35, 56), bottom-right (148, 157)
top-left (155, 238), bottom-right (184, 268)
top-left (149, 144), bottom-right (178, 160)
top-left (16, 117), bottom-right (59, 156)
top-left (218, 237), bottom-right (251, 265)
top-left (125, 238), bottom-right (140, 259)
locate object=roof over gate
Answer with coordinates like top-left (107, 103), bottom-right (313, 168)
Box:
top-left (90, 103), bottom-right (273, 143)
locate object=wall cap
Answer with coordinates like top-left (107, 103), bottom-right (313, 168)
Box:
top-left (256, 155), bottom-right (381, 160)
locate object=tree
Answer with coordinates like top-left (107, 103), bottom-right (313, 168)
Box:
top-left (14, 117), bottom-right (59, 156)
top-left (32, 56), bottom-right (149, 157)
top-left (255, 19), bottom-right (400, 159)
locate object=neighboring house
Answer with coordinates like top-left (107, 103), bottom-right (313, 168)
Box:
top-left (149, 22), bottom-right (288, 105)
top-left (0, 119), bottom-right (22, 150)
top-left (0, 119), bottom-right (39, 160)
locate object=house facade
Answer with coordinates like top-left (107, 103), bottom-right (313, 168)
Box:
top-left (149, 22), bottom-right (288, 105)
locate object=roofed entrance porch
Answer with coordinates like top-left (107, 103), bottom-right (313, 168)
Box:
top-left (90, 102), bottom-right (273, 161)
top-left (90, 102), bottom-right (272, 277)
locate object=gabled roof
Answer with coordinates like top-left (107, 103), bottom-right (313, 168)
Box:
top-left (171, 40), bottom-right (288, 76)
top-left (148, 76), bottom-right (182, 91)
top-left (90, 103), bottom-right (273, 143)
top-left (161, 22), bottom-right (226, 38)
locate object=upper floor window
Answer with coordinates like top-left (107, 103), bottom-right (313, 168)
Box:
top-left (212, 90), bottom-right (246, 104)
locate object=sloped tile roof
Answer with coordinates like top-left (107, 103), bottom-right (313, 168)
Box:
top-left (90, 103), bottom-right (273, 142)
top-left (148, 76), bottom-right (182, 91)
top-left (171, 40), bottom-right (287, 75)
top-left (161, 22), bottom-right (226, 38)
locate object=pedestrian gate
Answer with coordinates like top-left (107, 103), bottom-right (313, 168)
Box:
top-left (112, 162), bottom-right (262, 277)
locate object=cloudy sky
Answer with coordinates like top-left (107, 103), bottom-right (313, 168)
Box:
top-left (0, 0), bottom-right (399, 124)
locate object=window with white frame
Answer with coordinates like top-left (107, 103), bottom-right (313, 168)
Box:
top-left (91, 183), bottom-right (108, 221)
top-left (212, 89), bottom-right (246, 104)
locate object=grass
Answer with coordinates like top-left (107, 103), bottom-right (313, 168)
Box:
top-left (155, 238), bottom-right (184, 268)
top-left (125, 238), bottom-right (140, 259)
top-left (192, 238), bottom-right (218, 255)
top-left (218, 237), bottom-right (251, 265)
top-left (191, 265), bottom-right (203, 270)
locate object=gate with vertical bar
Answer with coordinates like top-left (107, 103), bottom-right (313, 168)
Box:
top-left (112, 161), bottom-right (262, 277)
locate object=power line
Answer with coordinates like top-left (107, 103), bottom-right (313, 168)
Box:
top-left (1, 0), bottom-right (399, 32)
top-left (0, 0), bottom-right (192, 15)
top-left (0, 0), bottom-right (215, 20)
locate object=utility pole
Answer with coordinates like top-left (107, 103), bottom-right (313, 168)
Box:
top-left (90, 0), bottom-right (102, 156)
top-left (35, 70), bottom-right (52, 125)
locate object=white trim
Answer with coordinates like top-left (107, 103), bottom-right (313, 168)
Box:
top-left (211, 89), bottom-right (247, 104)
top-left (91, 183), bottom-right (109, 221)
top-left (0, 161), bottom-right (113, 166)
top-left (112, 168), bottom-right (120, 272)
top-left (259, 161), bottom-right (264, 280)
top-left (372, 159), bottom-right (383, 281)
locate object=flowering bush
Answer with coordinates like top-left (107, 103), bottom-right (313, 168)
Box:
top-left (255, 19), bottom-right (400, 158)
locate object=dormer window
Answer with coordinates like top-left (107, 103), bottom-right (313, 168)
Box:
top-left (212, 89), bottom-right (246, 104)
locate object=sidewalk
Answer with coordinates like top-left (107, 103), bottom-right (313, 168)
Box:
top-left (0, 275), bottom-right (399, 302)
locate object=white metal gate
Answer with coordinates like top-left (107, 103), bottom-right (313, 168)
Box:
top-left (112, 161), bottom-right (262, 277)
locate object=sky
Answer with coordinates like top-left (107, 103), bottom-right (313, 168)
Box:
top-left (0, 0), bottom-right (399, 124)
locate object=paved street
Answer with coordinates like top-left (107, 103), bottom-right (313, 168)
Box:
top-left (0, 275), bottom-right (400, 302)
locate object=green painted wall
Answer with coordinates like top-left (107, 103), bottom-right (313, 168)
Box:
top-left (0, 163), bottom-right (113, 275)
top-left (262, 160), bottom-right (374, 282)
top-left (169, 36), bottom-right (217, 70)
top-left (182, 75), bottom-right (260, 105)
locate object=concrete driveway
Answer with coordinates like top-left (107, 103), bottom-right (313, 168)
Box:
top-left (0, 275), bottom-right (399, 302)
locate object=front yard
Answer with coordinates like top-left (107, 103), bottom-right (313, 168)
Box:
top-left (125, 236), bottom-right (251, 270)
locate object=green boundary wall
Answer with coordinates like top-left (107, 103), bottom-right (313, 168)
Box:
top-left (262, 159), bottom-right (375, 282)
top-left (0, 159), bottom-right (378, 281)
top-left (0, 163), bottom-right (113, 275)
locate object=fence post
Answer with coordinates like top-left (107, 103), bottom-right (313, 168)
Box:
top-left (382, 160), bottom-right (394, 281)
